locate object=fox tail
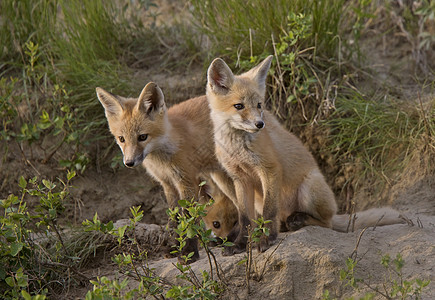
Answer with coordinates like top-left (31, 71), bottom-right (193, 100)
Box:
top-left (332, 207), bottom-right (410, 233)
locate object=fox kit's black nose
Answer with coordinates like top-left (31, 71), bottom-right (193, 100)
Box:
top-left (125, 161), bottom-right (135, 168)
top-left (255, 121), bottom-right (264, 129)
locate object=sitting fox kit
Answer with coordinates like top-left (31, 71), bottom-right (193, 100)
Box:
top-left (207, 56), bottom-right (339, 253)
top-left (206, 56), bottom-right (406, 254)
top-left (96, 82), bottom-right (236, 262)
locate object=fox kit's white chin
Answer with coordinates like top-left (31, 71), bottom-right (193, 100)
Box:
top-left (234, 123), bottom-right (263, 133)
top-left (245, 127), bottom-right (261, 133)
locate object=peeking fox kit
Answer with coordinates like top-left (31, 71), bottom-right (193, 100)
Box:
top-left (96, 82), bottom-right (235, 262)
top-left (204, 197), bottom-right (407, 238)
top-left (202, 180), bottom-right (238, 239)
top-left (206, 56), bottom-right (406, 254)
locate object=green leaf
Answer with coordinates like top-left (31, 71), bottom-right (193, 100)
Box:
top-left (178, 199), bottom-right (189, 208)
top-left (106, 221), bottom-right (114, 232)
top-left (186, 227), bottom-right (196, 239)
top-left (21, 290), bottom-right (32, 300)
top-left (42, 179), bottom-right (55, 190)
top-left (93, 212), bottom-right (99, 223)
top-left (5, 276), bottom-right (14, 287)
top-left (67, 170), bottom-right (76, 181)
top-left (10, 242), bottom-right (24, 256)
top-left (19, 176), bottom-right (27, 189)
top-left (49, 208), bottom-right (57, 219)
top-left (339, 269), bottom-right (347, 281)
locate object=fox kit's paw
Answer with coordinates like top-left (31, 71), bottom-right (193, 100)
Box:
top-left (178, 237), bottom-right (200, 264)
top-left (223, 236), bottom-right (246, 256)
top-left (286, 211), bottom-right (310, 231)
top-left (223, 243), bottom-right (246, 256)
top-left (257, 232), bottom-right (277, 253)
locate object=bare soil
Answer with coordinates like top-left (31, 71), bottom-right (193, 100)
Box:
top-left (1, 1), bottom-right (434, 299)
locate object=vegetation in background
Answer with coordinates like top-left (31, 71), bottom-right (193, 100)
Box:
top-left (322, 253), bottom-right (431, 299)
top-left (191, 0), bottom-right (349, 125)
top-left (190, 0), bottom-right (434, 208)
top-left (0, 0), bottom-right (200, 171)
top-left (0, 0), bottom-right (434, 298)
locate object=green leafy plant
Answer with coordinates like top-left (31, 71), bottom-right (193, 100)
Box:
top-left (0, 171), bottom-right (92, 298)
top-left (84, 184), bottom-right (230, 299)
top-left (337, 254), bottom-right (430, 299)
top-left (236, 216), bottom-right (272, 294)
top-left (166, 192), bottom-right (227, 298)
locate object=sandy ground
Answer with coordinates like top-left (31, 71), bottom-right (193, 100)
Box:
top-left (1, 1), bottom-right (434, 299)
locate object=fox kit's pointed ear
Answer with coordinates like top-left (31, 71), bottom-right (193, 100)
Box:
top-left (244, 55), bottom-right (273, 92)
top-left (136, 82), bottom-right (165, 118)
top-left (207, 58), bottom-right (234, 95)
top-left (96, 87), bottom-right (124, 116)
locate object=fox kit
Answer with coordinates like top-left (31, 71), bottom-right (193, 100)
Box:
top-left (96, 82), bottom-right (235, 262)
top-left (202, 180), bottom-right (238, 238)
top-left (206, 56), bottom-right (406, 254)
top-left (203, 196), bottom-right (407, 238)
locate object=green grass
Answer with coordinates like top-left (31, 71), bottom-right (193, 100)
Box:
top-left (1, 0), bottom-right (433, 200)
top-left (190, 0), bottom-right (434, 206)
top-left (190, 0), bottom-right (346, 63)
top-left (0, 0), bottom-right (172, 169)
top-left (1, 0), bottom-right (434, 298)
top-left (323, 89), bottom-right (434, 205)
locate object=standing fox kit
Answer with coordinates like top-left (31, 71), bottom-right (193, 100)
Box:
top-left (96, 82), bottom-right (235, 261)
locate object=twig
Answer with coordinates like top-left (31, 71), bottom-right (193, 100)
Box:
top-left (246, 224), bottom-right (252, 294)
top-left (350, 227), bottom-right (368, 261)
top-left (40, 261), bottom-right (90, 280)
top-left (417, 217), bottom-right (423, 228)
top-left (207, 245), bottom-right (227, 285)
top-left (361, 279), bottom-right (392, 300)
top-left (42, 135), bottom-right (66, 164)
top-left (51, 219), bottom-right (71, 257)
top-left (17, 141), bottom-right (41, 176)
top-left (202, 242), bottom-right (214, 281)
top-left (346, 201), bottom-right (356, 233)
top-left (372, 214), bottom-right (385, 231)
top-left (257, 237), bottom-right (284, 282)
top-left (399, 214), bottom-right (414, 227)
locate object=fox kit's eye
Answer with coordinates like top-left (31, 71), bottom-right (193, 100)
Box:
top-left (118, 136), bottom-right (125, 143)
top-left (138, 134), bottom-right (148, 142)
top-left (213, 221), bottom-right (221, 229)
top-left (257, 103), bottom-right (262, 109)
top-left (234, 103), bottom-right (245, 110)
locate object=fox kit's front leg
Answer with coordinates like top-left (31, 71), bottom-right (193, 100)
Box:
top-left (159, 180), bottom-right (180, 209)
top-left (224, 177), bottom-right (256, 255)
top-left (257, 168), bottom-right (280, 252)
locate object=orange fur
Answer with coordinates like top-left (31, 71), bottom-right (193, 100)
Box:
top-left (96, 82), bottom-right (235, 261)
top-left (202, 180), bottom-right (238, 238)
